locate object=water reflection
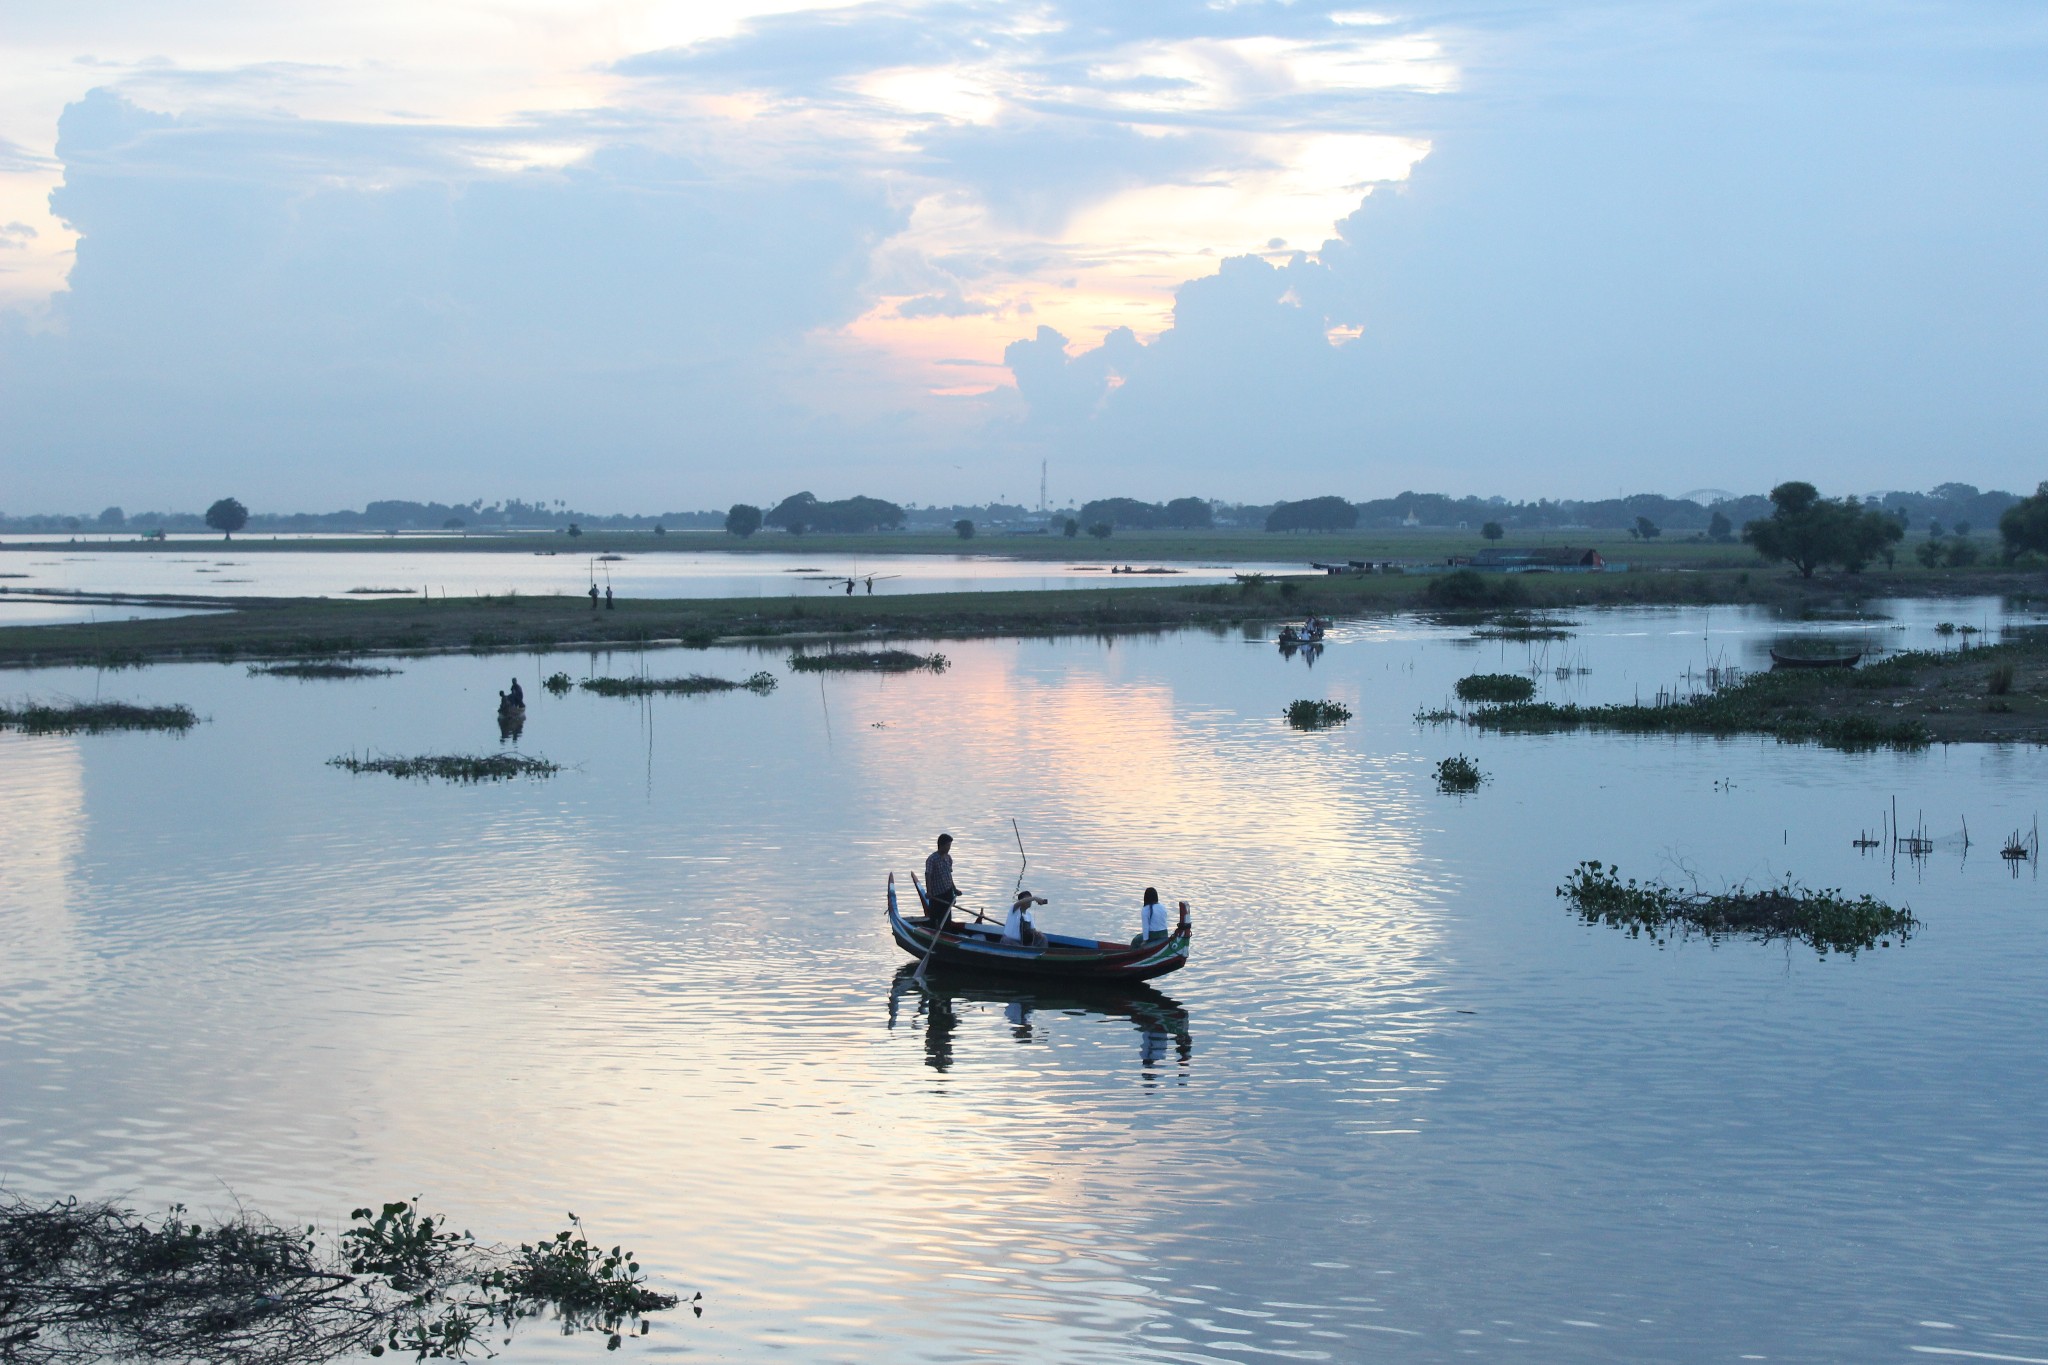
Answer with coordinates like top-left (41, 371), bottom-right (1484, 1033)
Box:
top-left (887, 968), bottom-right (1192, 1079)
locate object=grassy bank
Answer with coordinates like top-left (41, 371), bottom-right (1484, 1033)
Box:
top-left (5, 564), bottom-right (2040, 675)
top-left (1469, 635), bottom-right (2048, 747)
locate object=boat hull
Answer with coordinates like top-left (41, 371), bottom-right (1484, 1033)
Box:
top-left (1769, 649), bottom-right (1861, 669)
top-left (887, 881), bottom-right (1190, 982)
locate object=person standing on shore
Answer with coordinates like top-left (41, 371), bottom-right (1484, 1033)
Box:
top-left (588, 583), bottom-right (599, 610)
top-left (605, 584), bottom-right (615, 609)
top-left (923, 833), bottom-right (959, 926)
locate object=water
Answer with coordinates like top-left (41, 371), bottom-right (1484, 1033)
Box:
top-left (0, 541), bottom-right (1308, 604)
top-left (3, 601), bottom-right (2046, 1362)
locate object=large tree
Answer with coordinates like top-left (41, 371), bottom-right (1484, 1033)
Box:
top-left (204, 497), bottom-right (248, 540)
top-left (1999, 482), bottom-right (2048, 558)
top-left (1742, 482), bottom-right (1901, 576)
top-left (724, 503), bottom-right (762, 537)
top-left (1742, 482), bottom-right (1838, 577)
top-left (1265, 496), bottom-right (1358, 532)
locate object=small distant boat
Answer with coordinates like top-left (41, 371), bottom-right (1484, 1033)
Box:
top-left (1769, 648), bottom-right (1862, 669)
top-left (887, 875), bottom-right (1190, 982)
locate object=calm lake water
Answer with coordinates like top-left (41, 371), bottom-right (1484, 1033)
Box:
top-left (4, 600), bottom-right (2046, 1363)
top-left (0, 543), bottom-right (1308, 607)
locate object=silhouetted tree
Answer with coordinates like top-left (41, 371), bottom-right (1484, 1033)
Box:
top-left (1088, 521), bottom-right (1112, 539)
top-left (725, 504), bottom-right (762, 537)
top-left (1063, 517), bottom-right (1079, 538)
top-left (1743, 482), bottom-right (1899, 577)
top-left (1998, 482), bottom-right (2048, 558)
top-left (1707, 510), bottom-right (1734, 542)
top-left (1164, 496), bottom-right (1213, 529)
top-left (1265, 496), bottom-right (1358, 532)
top-left (204, 497), bottom-right (248, 540)
top-left (1481, 521), bottom-right (1504, 541)
top-left (1634, 515), bottom-right (1661, 539)
top-left (954, 519), bottom-right (975, 540)
top-left (97, 506), bottom-right (125, 529)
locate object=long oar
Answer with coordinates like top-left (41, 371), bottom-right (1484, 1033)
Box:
top-left (908, 872), bottom-right (949, 985)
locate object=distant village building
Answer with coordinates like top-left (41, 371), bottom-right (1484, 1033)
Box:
top-left (1454, 547), bottom-right (1608, 573)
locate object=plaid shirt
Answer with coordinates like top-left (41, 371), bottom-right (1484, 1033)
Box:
top-left (924, 849), bottom-right (957, 899)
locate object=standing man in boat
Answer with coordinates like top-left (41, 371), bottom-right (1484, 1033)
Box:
top-left (924, 833), bottom-right (959, 926)
top-left (504, 677), bottom-right (524, 709)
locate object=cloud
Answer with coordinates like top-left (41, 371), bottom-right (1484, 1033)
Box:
top-left (896, 288), bottom-right (1000, 318)
top-left (2, 89), bottom-right (921, 505)
top-left (998, 1), bottom-right (2048, 497)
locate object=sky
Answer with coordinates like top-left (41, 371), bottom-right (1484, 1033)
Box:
top-left (0, 0), bottom-right (2044, 512)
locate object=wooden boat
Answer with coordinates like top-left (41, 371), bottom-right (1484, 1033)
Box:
top-left (1769, 648), bottom-right (1861, 669)
top-left (887, 875), bottom-right (1191, 982)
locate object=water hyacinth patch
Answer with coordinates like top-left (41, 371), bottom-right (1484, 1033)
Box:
top-left (1284, 699), bottom-right (1352, 730)
top-left (788, 650), bottom-right (949, 673)
top-left (1454, 673), bottom-right (1535, 703)
top-left (1556, 861), bottom-right (1916, 956)
top-left (0, 700), bottom-right (198, 734)
top-left (1435, 754), bottom-right (1485, 792)
top-left (248, 661), bottom-right (400, 679)
top-left (329, 753), bottom-right (562, 782)
top-left (579, 672), bottom-right (777, 696)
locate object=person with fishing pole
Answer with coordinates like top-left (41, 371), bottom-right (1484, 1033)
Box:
top-left (1004, 888), bottom-right (1048, 946)
top-left (923, 833), bottom-right (960, 927)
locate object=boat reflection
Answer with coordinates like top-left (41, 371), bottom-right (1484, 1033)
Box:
top-left (887, 967), bottom-right (1192, 1076)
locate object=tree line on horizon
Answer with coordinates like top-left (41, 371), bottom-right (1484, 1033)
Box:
top-left (3, 482), bottom-right (2034, 544)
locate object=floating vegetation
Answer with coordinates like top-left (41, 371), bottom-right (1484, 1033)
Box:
top-left (1454, 673), bottom-right (1536, 703)
top-left (788, 650), bottom-right (949, 674)
top-left (344, 586), bottom-right (416, 595)
top-left (0, 700), bottom-right (198, 734)
top-left (0, 1192), bottom-right (692, 1365)
top-left (329, 752), bottom-right (561, 781)
top-left (1435, 754), bottom-right (1485, 792)
top-left (1469, 684), bottom-right (1930, 750)
top-left (247, 661), bottom-right (400, 679)
top-left (1557, 861), bottom-right (1916, 956)
top-left (1284, 698), bottom-right (1353, 730)
top-left (581, 672), bottom-right (778, 696)
top-left (1471, 613), bottom-right (1577, 641)
top-left (1413, 704), bottom-right (1459, 724)
top-left (543, 671), bottom-right (574, 696)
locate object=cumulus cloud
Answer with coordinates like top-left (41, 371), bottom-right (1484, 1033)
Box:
top-left (998, 1), bottom-right (2048, 497)
top-left (0, 89), bottom-right (915, 505)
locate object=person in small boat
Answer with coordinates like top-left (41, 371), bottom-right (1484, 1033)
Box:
top-left (504, 677), bottom-right (524, 709)
top-left (1004, 889), bottom-right (1047, 946)
top-left (1136, 887), bottom-right (1171, 942)
top-left (923, 833), bottom-right (959, 926)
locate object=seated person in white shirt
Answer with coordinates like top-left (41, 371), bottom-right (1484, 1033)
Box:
top-left (1136, 887), bottom-right (1171, 942)
top-left (1004, 889), bottom-right (1047, 946)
